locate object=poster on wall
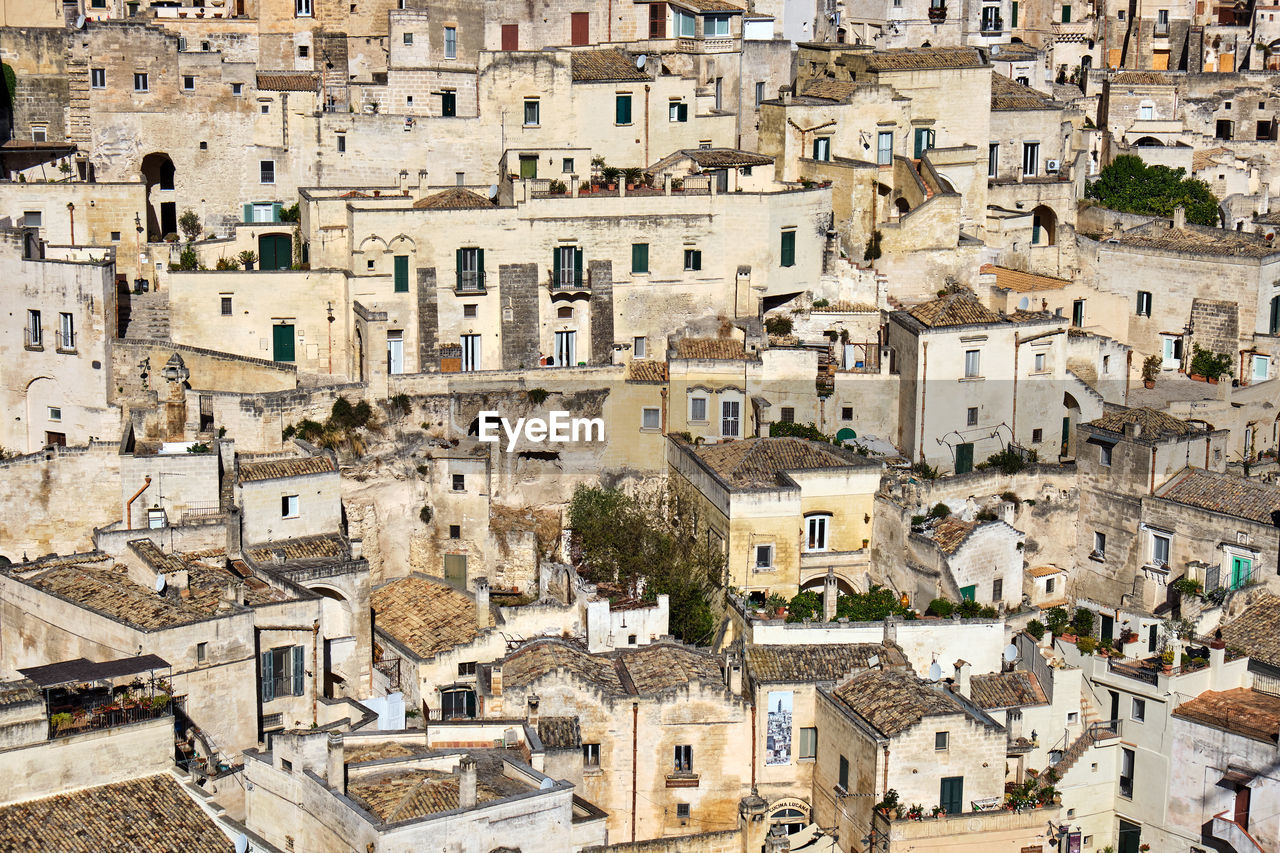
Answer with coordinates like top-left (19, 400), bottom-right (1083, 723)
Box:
top-left (765, 691), bottom-right (793, 765)
top-left (1067, 831), bottom-right (1082, 853)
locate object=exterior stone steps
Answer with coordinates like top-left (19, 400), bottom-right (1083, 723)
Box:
top-left (123, 292), bottom-right (171, 340)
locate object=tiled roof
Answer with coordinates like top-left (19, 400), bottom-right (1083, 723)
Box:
top-left (0, 679), bottom-right (39, 707)
top-left (256, 72), bottom-right (320, 92)
top-left (683, 148), bottom-right (774, 168)
top-left (969, 671), bottom-right (1048, 709)
top-left (1111, 71), bottom-right (1172, 86)
top-left (672, 0), bottom-right (744, 10)
top-left (1084, 407), bottom-right (1200, 441)
top-left (1173, 688), bottom-right (1280, 743)
top-left (538, 716), bottom-right (582, 749)
top-left (571, 49), bottom-right (650, 83)
top-left (339, 190), bottom-right (370, 199)
top-left (1220, 593), bottom-right (1280, 667)
top-left (246, 533), bottom-right (348, 564)
top-left (1156, 468), bottom-right (1280, 525)
top-left (674, 337), bottom-right (749, 360)
top-left (500, 641), bottom-right (628, 696)
top-left (626, 360), bottom-right (669, 383)
top-left (413, 187), bottom-right (493, 210)
top-left (0, 774), bottom-right (232, 851)
top-left (495, 639), bottom-right (726, 697)
top-left (830, 670), bottom-right (969, 737)
top-left (906, 288), bottom-right (1003, 328)
top-left (345, 740), bottom-right (434, 764)
top-left (1109, 221), bottom-right (1280, 258)
top-left (621, 643), bottom-right (725, 693)
top-left (372, 576), bottom-right (488, 660)
top-left (690, 437), bottom-right (870, 488)
top-left (928, 517), bottom-right (977, 555)
top-left (1192, 147), bottom-right (1231, 173)
top-left (861, 46), bottom-right (987, 72)
top-left (238, 454), bottom-right (336, 482)
top-left (981, 264), bottom-right (1070, 292)
top-left (991, 73), bottom-right (1058, 110)
top-left (990, 43), bottom-right (1041, 60)
top-left (347, 761), bottom-right (529, 823)
top-left (1027, 565), bottom-right (1064, 578)
top-left (745, 644), bottom-right (908, 682)
top-left (799, 79), bottom-right (860, 100)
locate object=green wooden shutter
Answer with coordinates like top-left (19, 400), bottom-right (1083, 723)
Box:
top-left (261, 650), bottom-right (274, 703)
top-left (955, 442), bottom-right (974, 473)
top-left (693, 250), bottom-right (702, 270)
top-left (574, 247), bottom-right (583, 286)
top-left (243, 203), bottom-right (252, 223)
top-left (291, 645), bottom-right (304, 695)
top-left (1011, 1), bottom-right (1018, 26)
top-left (780, 230), bottom-right (795, 267)
top-left (632, 243), bottom-right (648, 273)
top-left (678, 103), bottom-right (688, 122)
top-left (394, 255), bottom-right (409, 292)
top-left (477, 249), bottom-right (485, 289)
top-left (271, 202), bottom-right (283, 222)
top-left (1270, 295), bottom-right (1279, 334)
top-left (456, 248), bottom-right (464, 288)
top-left (616, 94), bottom-right (631, 124)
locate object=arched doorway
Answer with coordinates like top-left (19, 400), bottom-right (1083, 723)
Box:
top-left (1133, 136), bottom-right (1164, 147)
top-left (1062, 391), bottom-right (1081, 457)
top-left (768, 802), bottom-right (811, 836)
top-left (140, 152), bottom-right (177, 242)
top-left (894, 197), bottom-right (911, 218)
top-left (1031, 205), bottom-right (1057, 245)
top-left (258, 233), bottom-right (293, 270)
top-left (312, 585), bottom-right (355, 698)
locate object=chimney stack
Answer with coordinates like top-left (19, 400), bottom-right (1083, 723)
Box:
top-left (882, 613), bottom-right (898, 644)
top-left (823, 569), bottom-right (838, 622)
top-left (1173, 205), bottom-right (1186, 230)
top-left (399, 170), bottom-right (409, 194)
top-left (780, 85), bottom-right (792, 105)
top-left (727, 655), bottom-right (743, 695)
top-left (458, 757), bottom-right (478, 809)
top-left (475, 577), bottom-right (491, 629)
top-left (326, 731), bottom-right (345, 792)
top-left (490, 663), bottom-right (503, 696)
top-left (954, 660), bottom-right (971, 699)
top-left (527, 694), bottom-right (540, 727)
top-left (417, 169), bottom-right (428, 192)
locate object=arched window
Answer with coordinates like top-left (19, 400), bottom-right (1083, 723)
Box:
top-left (557, 305), bottom-right (574, 319)
top-left (1031, 205), bottom-right (1057, 246)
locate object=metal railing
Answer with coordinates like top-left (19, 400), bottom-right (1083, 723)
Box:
top-left (50, 699), bottom-right (170, 739)
top-left (456, 271), bottom-right (485, 292)
top-left (24, 327), bottom-right (42, 349)
top-left (374, 655), bottom-right (401, 691)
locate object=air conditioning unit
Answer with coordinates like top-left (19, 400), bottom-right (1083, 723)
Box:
top-left (1045, 159), bottom-right (1061, 173)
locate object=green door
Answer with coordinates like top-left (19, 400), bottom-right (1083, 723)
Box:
top-left (1117, 819), bottom-right (1141, 853)
top-left (955, 443), bottom-right (974, 474)
top-left (272, 324), bottom-right (295, 362)
top-left (1231, 556), bottom-right (1252, 589)
top-left (939, 776), bottom-right (964, 815)
top-left (519, 155), bottom-right (538, 178)
top-left (914, 128), bottom-right (935, 158)
top-left (1061, 415), bottom-right (1071, 455)
top-left (258, 233), bottom-right (292, 270)
top-left (394, 255), bottom-right (409, 292)
top-left (959, 585), bottom-right (976, 602)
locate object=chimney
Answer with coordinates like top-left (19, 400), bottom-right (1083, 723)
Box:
top-left (326, 731), bottom-right (345, 792)
top-left (823, 569), bottom-right (838, 622)
top-left (1173, 205), bottom-right (1186, 230)
top-left (1262, 184), bottom-right (1271, 216)
top-left (953, 660), bottom-right (971, 699)
top-left (475, 577), bottom-right (490, 629)
top-left (727, 655), bottom-right (743, 695)
top-left (527, 693), bottom-right (540, 727)
top-left (225, 506), bottom-right (243, 560)
top-left (399, 170), bottom-right (409, 194)
top-left (882, 614), bottom-right (898, 644)
top-left (490, 663), bottom-right (503, 696)
top-left (458, 757), bottom-right (478, 809)
top-left (1123, 420), bottom-right (1143, 440)
top-left (417, 169), bottom-right (428, 192)
top-left (780, 85), bottom-right (792, 105)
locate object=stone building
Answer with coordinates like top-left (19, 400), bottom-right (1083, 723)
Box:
top-left (907, 516), bottom-right (1026, 608)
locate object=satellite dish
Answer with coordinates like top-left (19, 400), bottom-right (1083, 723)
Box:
top-left (488, 184), bottom-right (498, 199)
top-left (928, 661), bottom-right (942, 681)
top-left (636, 54), bottom-right (647, 69)
top-left (1004, 643), bottom-right (1018, 662)
top-left (1018, 296), bottom-right (1029, 310)
top-left (990, 44), bottom-right (1000, 56)
top-left (75, 15), bottom-right (86, 28)
top-left (154, 574), bottom-right (167, 593)
top-left (539, 777), bottom-right (555, 790)
top-left (234, 835), bottom-right (249, 853)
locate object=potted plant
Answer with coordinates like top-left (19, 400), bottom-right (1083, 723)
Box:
top-left (1141, 354), bottom-right (1161, 389)
top-left (238, 250), bottom-right (258, 270)
top-left (623, 167), bottom-right (644, 189)
top-left (1161, 647), bottom-right (1175, 673)
top-left (51, 712), bottom-right (72, 733)
top-left (548, 179), bottom-right (567, 195)
top-left (875, 789), bottom-right (901, 819)
top-left (601, 166), bottom-right (620, 190)
top-left (931, 804), bottom-right (946, 818)
top-left (906, 804), bottom-right (924, 821)
top-left (765, 593), bottom-right (789, 617)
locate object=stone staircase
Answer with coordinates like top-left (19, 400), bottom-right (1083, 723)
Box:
top-left (123, 292), bottom-right (171, 340)
top-left (1046, 696), bottom-right (1119, 784)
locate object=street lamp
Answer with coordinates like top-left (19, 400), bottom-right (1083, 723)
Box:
top-left (134, 213), bottom-right (146, 292)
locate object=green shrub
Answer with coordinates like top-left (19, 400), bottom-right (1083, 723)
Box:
top-left (419, 505), bottom-right (433, 524)
top-left (957, 599), bottom-right (983, 618)
top-left (769, 421), bottom-right (828, 442)
top-left (785, 590), bottom-right (824, 622)
top-left (1085, 154), bottom-right (1219, 225)
top-left (214, 256), bottom-right (239, 270)
top-left (178, 247), bottom-right (198, 270)
top-left (1025, 619), bottom-right (1045, 640)
top-left (812, 298), bottom-right (830, 308)
top-left (926, 598), bottom-right (955, 617)
top-left (1076, 636), bottom-right (1098, 654)
top-left (1045, 607), bottom-right (1070, 635)
top-left (928, 502), bottom-right (951, 519)
top-left (527, 388), bottom-right (550, 405)
top-left (911, 461), bottom-right (938, 480)
top-left (910, 514), bottom-right (927, 527)
top-left (1071, 607), bottom-right (1094, 637)
top-left (764, 315), bottom-right (793, 336)
top-left (1189, 343), bottom-right (1233, 380)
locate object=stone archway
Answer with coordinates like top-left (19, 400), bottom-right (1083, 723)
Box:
top-left (139, 152), bottom-right (176, 241)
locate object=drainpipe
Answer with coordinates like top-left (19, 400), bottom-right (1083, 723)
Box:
top-left (1124, 349), bottom-right (1132, 406)
top-left (1012, 331), bottom-right (1021, 440)
top-left (631, 701), bottom-right (639, 842)
top-left (312, 619), bottom-right (320, 726)
top-left (126, 477), bottom-right (152, 529)
top-left (1149, 446), bottom-right (1157, 494)
top-left (660, 386), bottom-right (668, 435)
top-left (918, 341), bottom-right (928, 463)
top-left (644, 85), bottom-right (651, 166)
top-left (881, 743), bottom-right (890, 796)
top-left (750, 702), bottom-right (757, 790)
top-left (67, 202), bottom-right (75, 247)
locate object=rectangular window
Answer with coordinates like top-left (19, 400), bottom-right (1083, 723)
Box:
top-left (841, 406), bottom-right (853, 420)
top-left (1061, 3), bottom-right (1071, 21)
top-left (690, 397), bottom-right (707, 422)
top-left (721, 399), bottom-right (740, 437)
top-left (1100, 443), bottom-right (1113, 467)
top-left (260, 160), bottom-right (275, 184)
top-left (877, 131), bottom-right (893, 165)
top-left (58, 313), bottom-right (75, 351)
top-left (631, 242), bottom-right (649, 274)
top-left (457, 247), bottom-right (484, 291)
top-left (563, 157), bottom-right (574, 173)
top-left (452, 473), bottom-right (466, 491)
top-left (523, 98), bottom-right (540, 126)
top-left (799, 727), bottom-right (817, 759)
top-left (642, 407), bottom-right (661, 430)
top-left (337, 133), bottom-right (346, 153)
top-left (27, 310), bottom-right (41, 347)
top-left (780, 407), bottom-right (795, 423)
top-left (1034, 352), bottom-right (1046, 372)
top-left (449, 524), bottom-right (461, 539)
top-left (461, 333), bottom-right (481, 371)
top-left (1032, 427), bottom-right (1043, 443)
top-left (813, 137), bottom-right (831, 161)
top-left (780, 230), bottom-right (796, 267)
top-left (964, 349), bottom-right (981, 377)
top-left (755, 544), bottom-right (773, 569)
top-left (297, 45), bottom-right (309, 58)
top-left (221, 296), bottom-right (233, 316)
top-left (260, 645), bottom-right (305, 703)
top-left (441, 91), bottom-right (457, 116)
top-left (1046, 577), bottom-right (1055, 594)
top-left (444, 26), bottom-right (457, 59)
top-left (669, 101), bottom-right (689, 122)
top-left (684, 249), bottom-right (702, 270)
top-left (1136, 291), bottom-right (1152, 316)
top-left (675, 9), bottom-right (696, 36)
top-left (1131, 698), bottom-right (1146, 722)
top-left (231, 82), bottom-right (243, 96)
top-left (404, 31), bottom-right (414, 44)
top-left (91, 68), bottom-right (106, 89)
top-left (1072, 299), bottom-right (1085, 327)
top-left (281, 494), bottom-right (299, 517)
top-left (47, 406), bottom-right (61, 422)
top-left (196, 642), bottom-right (207, 663)
top-left (1139, 103), bottom-right (1154, 120)
top-left (633, 336), bottom-right (646, 358)
top-left (23, 210), bottom-right (42, 228)
top-left (296, 0), bottom-right (312, 15)
top-left (988, 143), bottom-right (999, 178)
top-left (674, 744), bottom-right (693, 773)
top-left (1155, 7), bottom-right (1168, 31)
top-left (982, 5), bottom-right (1001, 30)
top-left (616, 93), bottom-right (633, 125)
top-left (134, 72), bottom-right (148, 92)
top-left (1152, 532), bottom-right (1170, 566)
top-left (992, 578), bottom-right (1003, 600)
top-left (1119, 747), bottom-right (1134, 798)
top-left (676, 803), bottom-right (690, 819)
top-left (755, 81), bottom-right (765, 106)
top-left (182, 75), bottom-right (195, 92)
top-left (457, 661), bottom-right (477, 676)
top-left (394, 255), bottom-right (409, 292)
top-left (935, 731), bottom-right (949, 750)
top-left (705, 13), bottom-right (731, 35)
top-left (1094, 531), bottom-right (1107, 557)
top-left (1011, 0), bottom-right (1018, 25)
top-left (805, 515), bottom-right (829, 552)
top-left (838, 755), bottom-right (849, 790)
top-left (1022, 142), bottom-right (1039, 176)
top-left (583, 743), bottom-right (601, 767)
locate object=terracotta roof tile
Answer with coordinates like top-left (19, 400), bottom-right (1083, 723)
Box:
top-left (1220, 593), bottom-right (1280, 667)
top-left (830, 670), bottom-right (969, 737)
top-left (256, 72), bottom-right (320, 92)
top-left (799, 79), bottom-right (860, 100)
top-left (690, 437), bottom-right (872, 488)
top-left (0, 679), bottom-right (40, 708)
top-left (927, 517), bottom-right (977, 555)
top-left (345, 740), bottom-right (434, 764)
top-left (1192, 147), bottom-right (1231, 173)
top-left (499, 641), bottom-right (628, 696)
top-left (1084, 407), bottom-right (1200, 441)
top-left (0, 774), bottom-right (232, 851)
top-left (991, 73), bottom-right (1059, 110)
top-left (906, 288), bottom-right (1003, 328)
top-left (969, 671), bottom-right (1048, 709)
top-left (494, 639), bottom-right (725, 697)
top-left (538, 716), bottom-right (582, 749)
top-left (412, 187), bottom-right (493, 210)
top-left (246, 533), bottom-right (348, 563)
top-left (571, 49), bottom-right (650, 83)
top-left (372, 576), bottom-right (488, 660)
top-left (1156, 469), bottom-right (1280, 525)
top-left (745, 644), bottom-right (908, 682)
top-left (238, 454), bottom-right (337, 482)
top-left (861, 46), bottom-right (987, 72)
top-left (1111, 71), bottom-right (1173, 86)
top-left (674, 337), bottom-right (750, 360)
top-left (621, 644), bottom-right (725, 693)
top-left (626, 360), bottom-right (668, 383)
top-left (683, 148), bottom-right (774, 168)
top-left (347, 761), bottom-right (529, 823)
top-left (981, 264), bottom-right (1070, 292)
top-left (672, 0), bottom-right (744, 10)
top-left (1173, 688), bottom-right (1280, 743)
top-left (1109, 221), bottom-right (1280, 258)
top-left (1027, 565), bottom-right (1064, 578)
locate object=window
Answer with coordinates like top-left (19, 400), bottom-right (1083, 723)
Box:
top-left (837, 755), bottom-right (849, 791)
top-left (988, 143), bottom-right (998, 178)
top-left (631, 243), bottom-right (649, 274)
top-left (463, 304), bottom-right (478, 318)
top-left (180, 74), bottom-right (196, 92)
top-left (799, 727), bottom-right (817, 759)
top-left (841, 406), bottom-right (853, 421)
top-left (47, 406), bottom-right (61, 422)
top-left (1061, 3), bottom-right (1071, 21)
top-left (23, 210), bottom-right (41, 228)
top-left (449, 525), bottom-right (461, 539)
top-left (1099, 443), bottom-right (1113, 467)
top-left (684, 249), bottom-right (702, 271)
top-left (1093, 531), bottom-right (1107, 557)
top-left (642, 407), bottom-right (661, 430)
top-left (1022, 142), bottom-right (1039, 176)
top-left (457, 661), bottom-right (477, 676)
top-left (1071, 299), bottom-right (1085, 327)
top-left (676, 803), bottom-right (691, 819)
top-left (1155, 7), bottom-right (1168, 31)
top-left (404, 31), bottom-right (414, 44)
top-left (91, 68), bottom-right (105, 89)
top-left (755, 544), bottom-right (773, 569)
top-left (1136, 291), bottom-right (1152, 316)
top-left (721, 399), bottom-right (740, 437)
top-left (461, 334), bottom-right (481, 371)
top-left (964, 349), bottom-right (981, 378)
top-left (58, 313), bottom-right (75, 351)
top-left (452, 473), bottom-right (465, 491)
top-left (1034, 352), bottom-right (1046, 372)
top-left (1131, 698), bottom-right (1146, 722)
top-left (981, 5), bottom-right (1002, 30)
top-left (281, 494), bottom-right (299, 518)
top-left (1151, 532), bottom-right (1170, 566)
top-left (26, 310), bottom-right (41, 348)
top-left (336, 132), bottom-right (346, 153)
top-left (392, 255), bottom-right (410, 293)
top-left (813, 137), bottom-right (831, 161)
top-left (780, 407), bottom-right (795, 423)
top-left (780, 230), bottom-right (796, 267)
top-left (232, 82), bottom-right (243, 96)
top-left (261, 103), bottom-right (271, 114)
top-left (441, 91), bottom-right (456, 117)
top-left (296, 0), bottom-right (312, 15)
top-left (134, 72), bottom-right (148, 92)
top-left (675, 9), bottom-right (696, 36)
top-left (616, 93), bottom-right (633, 125)
top-left (196, 642), bottom-right (207, 663)
top-left (1011, 0), bottom-right (1018, 25)
top-left (935, 731), bottom-right (949, 750)
top-left (441, 687), bottom-right (476, 719)
top-left (690, 397), bottom-right (707, 422)
top-left (523, 98), bottom-right (540, 126)
top-left (260, 645), bottom-right (304, 702)
top-left (1032, 428), bottom-right (1043, 443)
top-left (877, 131), bottom-right (893, 165)
top-left (298, 45), bottom-right (309, 58)
top-left (705, 13), bottom-right (730, 35)
top-left (583, 743), bottom-right (600, 767)
top-left (563, 157), bottom-right (574, 173)
top-left (1046, 577), bottom-right (1055, 594)
top-left (668, 100), bottom-right (688, 122)
top-left (444, 26), bottom-right (457, 59)
top-left (457, 247), bottom-right (484, 291)
top-left (1119, 747), bottom-right (1134, 798)
top-left (111, 231), bottom-right (120, 241)
top-left (1139, 102), bottom-right (1154, 120)
top-left (674, 744), bottom-right (693, 773)
top-left (805, 514), bottom-right (830, 552)
top-left (1102, 354), bottom-right (1110, 374)
top-left (260, 160), bottom-right (275, 184)
top-left (221, 296), bottom-right (233, 316)
top-left (755, 81), bottom-right (765, 106)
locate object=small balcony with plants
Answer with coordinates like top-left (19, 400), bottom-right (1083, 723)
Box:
top-left (18, 654), bottom-right (174, 740)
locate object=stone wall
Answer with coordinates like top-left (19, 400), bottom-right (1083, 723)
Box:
top-left (583, 831), bottom-right (742, 853)
top-left (0, 443), bottom-right (122, 558)
top-left (1189, 298), bottom-right (1239, 361)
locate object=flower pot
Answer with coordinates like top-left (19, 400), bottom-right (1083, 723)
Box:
top-left (776, 607), bottom-right (787, 617)
top-left (244, 261), bottom-right (255, 270)
top-left (1191, 373), bottom-right (1206, 382)
top-left (607, 183), bottom-right (616, 190)
top-left (1207, 375), bottom-right (1219, 384)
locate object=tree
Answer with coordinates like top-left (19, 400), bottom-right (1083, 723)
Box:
top-left (1085, 155), bottom-right (1219, 226)
top-left (178, 209), bottom-right (201, 243)
top-left (567, 484), bottom-right (726, 644)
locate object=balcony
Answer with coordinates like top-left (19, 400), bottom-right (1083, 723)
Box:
top-left (24, 327), bottom-right (43, 351)
top-left (548, 267), bottom-right (590, 295)
top-left (928, 5), bottom-right (948, 22)
top-left (17, 654), bottom-right (173, 740)
top-left (454, 271), bottom-right (486, 294)
top-left (675, 36), bottom-right (739, 53)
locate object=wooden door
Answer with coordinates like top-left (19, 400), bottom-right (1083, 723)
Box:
top-left (272, 324), bottom-right (295, 362)
top-left (501, 24), bottom-right (518, 50)
top-left (955, 442), bottom-right (974, 474)
top-left (571, 12), bottom-right (590, 44)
